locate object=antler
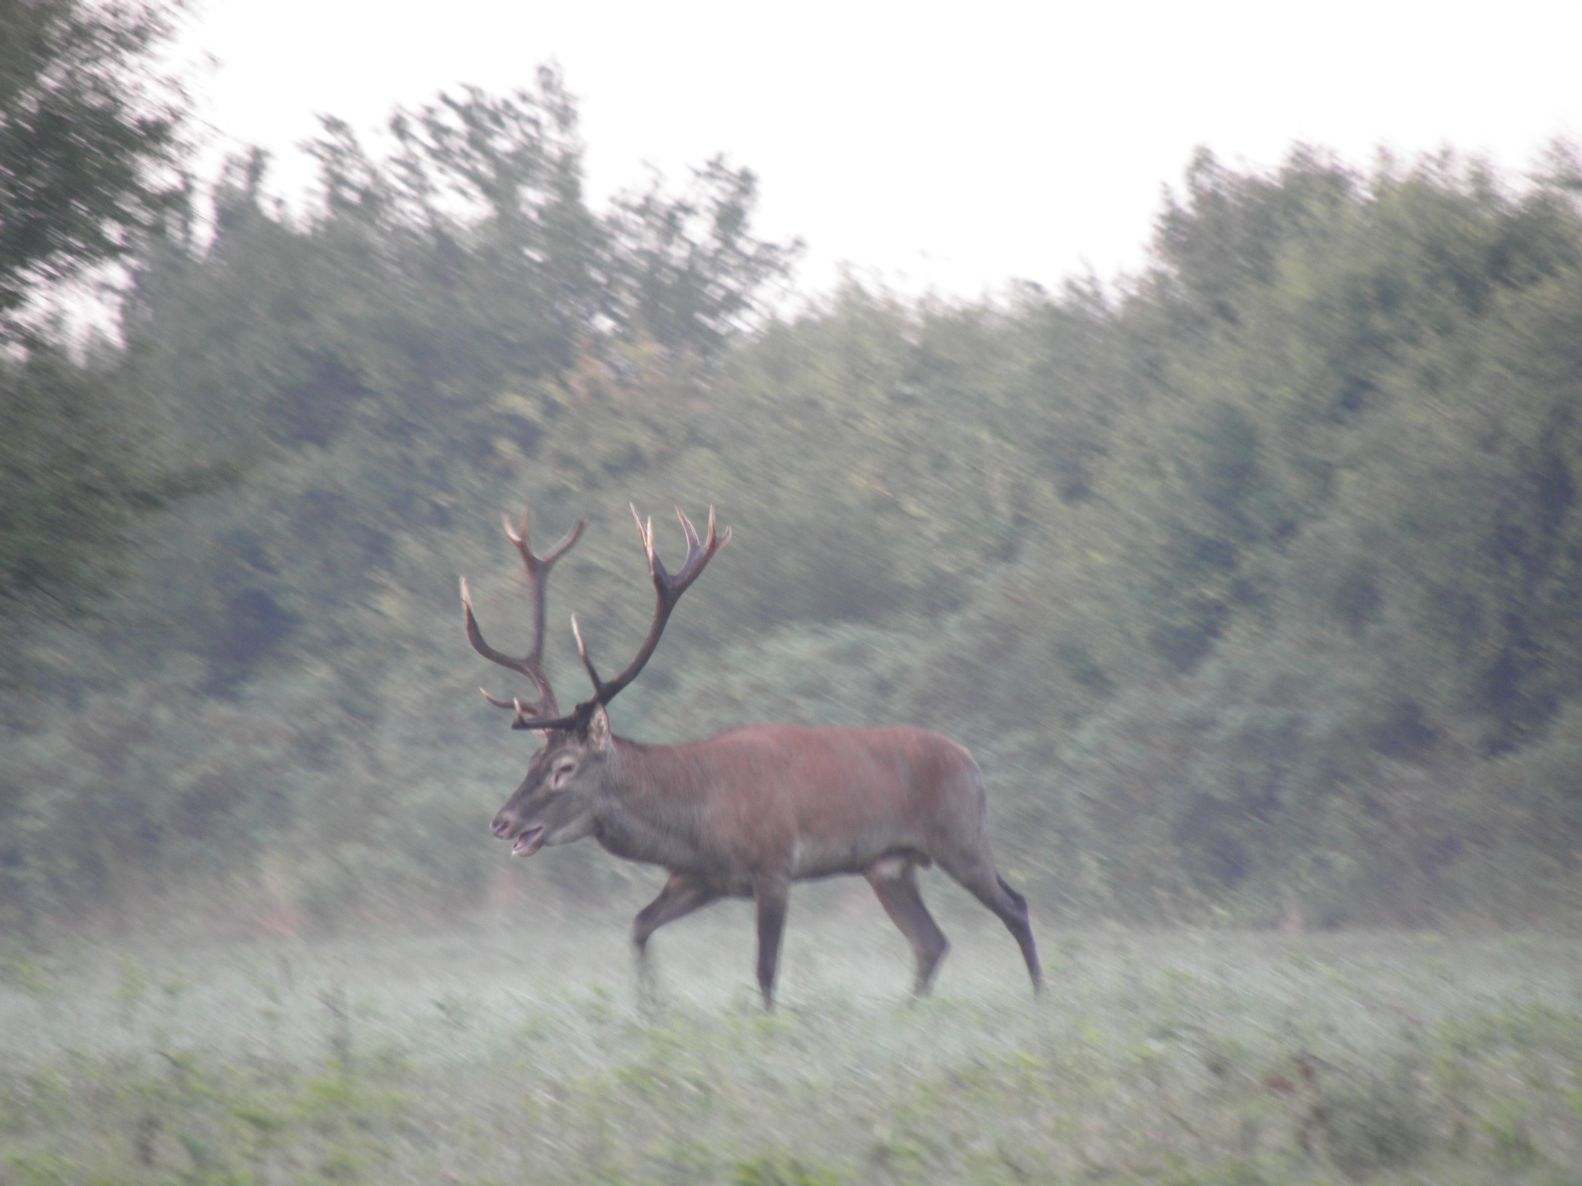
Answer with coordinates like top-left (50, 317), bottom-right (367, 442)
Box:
top-left (463, 504), bottom-right (729, 733)
top-left (570, 504), bottom-right (731, 710)
top-left (459, 510), bottom-right (585, 727)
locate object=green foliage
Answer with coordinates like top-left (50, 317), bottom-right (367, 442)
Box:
top-left (0, 0), bottom-right (240, 655)
top-left (1316, 1056), bottom-right (1434, 1178)
top-left (0, 0), bottom-right (187, 338)
top-left (4, 57), bottom-right (1582, 929)
top-left (731, 1154), bottom-right (846, 1186)
top-left (0, 342), bottom-right (235, 617)
top-left (607, 155), bottom-right (803, 355)
top-left (0, 347), bottom-right (131, 602)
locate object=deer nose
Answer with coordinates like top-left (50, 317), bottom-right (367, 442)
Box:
top-left (491, 815), bottom-right (515, 838)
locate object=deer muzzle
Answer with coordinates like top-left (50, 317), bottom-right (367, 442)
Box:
top-left (510, 826), bottom-right (546, 858)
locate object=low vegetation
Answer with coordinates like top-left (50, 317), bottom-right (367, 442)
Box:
top-left (3, 912), bottom-right (1579, 1185)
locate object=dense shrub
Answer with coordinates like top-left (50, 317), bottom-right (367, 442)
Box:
top-left (5, 87), bottom-right (1582, 931)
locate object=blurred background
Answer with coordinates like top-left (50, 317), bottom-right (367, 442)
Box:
top-left (2, 2), bottom-right (1580, 1183)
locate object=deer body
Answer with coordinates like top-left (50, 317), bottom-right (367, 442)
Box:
top-left (463, 508), bottom-right (1041, 1007)
top-left (591, 725), bottom-right (974, 882)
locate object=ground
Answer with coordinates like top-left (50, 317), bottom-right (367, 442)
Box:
top-left (2, 887), bottom-right (1579, 1185)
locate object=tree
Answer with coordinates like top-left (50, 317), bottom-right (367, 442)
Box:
top-left (0, 0), bottom-right (187, 340)
top-left (0, 0), bottom-right (203, 621)
top-left (605, 156), bottom-right (801, 356)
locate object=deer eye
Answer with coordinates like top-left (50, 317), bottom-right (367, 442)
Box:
top-left (548, 761), bottom-right (577, 790)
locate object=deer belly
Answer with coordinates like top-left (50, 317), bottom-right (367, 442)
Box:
top-left (789, 832), bottom-right (918, 879)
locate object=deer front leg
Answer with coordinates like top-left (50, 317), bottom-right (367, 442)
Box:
top-left (753, 874), bottom-right (790, 1010)
top-left (632, 872), bottom-right (718, 1002)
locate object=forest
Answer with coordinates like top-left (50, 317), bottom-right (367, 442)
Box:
top-left (4, 4), bottom-right (1582, 943)
top-left (6, 6), bottom-right (1582, 1184)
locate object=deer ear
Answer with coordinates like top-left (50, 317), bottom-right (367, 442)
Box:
top-left (586, 703), bottom-right (611, 751)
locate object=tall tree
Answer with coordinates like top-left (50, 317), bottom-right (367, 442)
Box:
top-left (0, 0), bottom-right (187, 340)
top-left (605, 156), bottom-right (801, 356)
top-left (0, 0), bottom-right (194, 614)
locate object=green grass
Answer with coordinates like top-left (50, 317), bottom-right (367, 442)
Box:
top-left (2, 885), bottom-right (1579, 1185)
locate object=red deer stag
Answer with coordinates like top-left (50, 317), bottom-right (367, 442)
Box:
top-left (461, 506), bottom-right (1041, 1008)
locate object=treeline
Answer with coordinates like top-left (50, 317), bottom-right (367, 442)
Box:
top-left (4, 16), bottom-right (1581, 931)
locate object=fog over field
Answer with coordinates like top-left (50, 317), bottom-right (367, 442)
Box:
top-left (3, 2), bottom-right (1582, 1183)
top-left (5, 920), bottom-right (1580, 1183)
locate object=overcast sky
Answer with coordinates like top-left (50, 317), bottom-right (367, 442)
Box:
top-left (177, 0), bottom-right (1582, 301)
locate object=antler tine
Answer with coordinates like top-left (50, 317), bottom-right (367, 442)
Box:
top-left (460, 509), bottom-right (587, 727)
top-left (466, 502), bottom-right (728, 730)
top-left (629, 503), bottom-right (660, 576)
top-left (479, 695), bottom-right (583, 732)
top-left (667, 505), bottom-right (728, 591)
top-left (541, 517), bottom-right (588, 565)
top-left (475, 688), bottom-right (570, 736)
top-left (502, 508), bottom-right (587, 561)
top-left (675, 505), bottom-right (701, 549)
top-left (478, 686), bottom-right (515, 710)
top-left (508, 512), bottom-right (585, 674)
top-left (570, 613), bottom-right (605, 696)
top-left (460, 576), bottom-right (531, 677)
top-left (568, 503), bottom-right (730, 711)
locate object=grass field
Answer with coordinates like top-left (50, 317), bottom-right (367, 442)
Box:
top-left (2, 885), bottom-right (1580, 1185)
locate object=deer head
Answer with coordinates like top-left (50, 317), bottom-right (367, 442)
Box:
top-left (460, 504), bottom-right (729, 855)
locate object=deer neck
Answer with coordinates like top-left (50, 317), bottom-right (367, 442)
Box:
top-left (590, 736), bottom-right (708, 870)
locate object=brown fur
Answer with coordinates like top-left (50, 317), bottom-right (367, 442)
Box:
top-left (468, 507), bottom-right (1039, 1008)
top-left (493, 717), bottom-right (1042, 1007)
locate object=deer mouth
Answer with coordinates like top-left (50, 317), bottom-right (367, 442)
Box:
top-left (511, 826), bottom-right (546, 858)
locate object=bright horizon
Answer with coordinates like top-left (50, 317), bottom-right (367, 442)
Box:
top-left (179, 0), bottom-right (1582, 301)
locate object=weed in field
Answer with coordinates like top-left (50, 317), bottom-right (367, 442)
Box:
top-left (0, 923), bottom-right (1577, 1184)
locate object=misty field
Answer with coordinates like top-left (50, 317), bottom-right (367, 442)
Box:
top-left (2, 892), bottom-right (1579, 1186)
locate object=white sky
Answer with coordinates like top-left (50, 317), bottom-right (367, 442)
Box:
top-left (177, 0), bottom-right (1582, 300)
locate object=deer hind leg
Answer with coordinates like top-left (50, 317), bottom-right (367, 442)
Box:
top-left (753, 874), bottom-right (790, 1011)
top-left (632, 872), bottom-right (719, 1002)
top-left (937, 850), bottom-right (1042, 994)
top-left (867, 857), bottom-right (949, 997)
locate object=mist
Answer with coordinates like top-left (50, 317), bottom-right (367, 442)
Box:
top-left (2, 2), bottom-right (1580, 1182)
